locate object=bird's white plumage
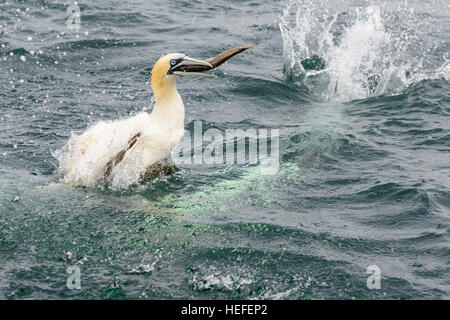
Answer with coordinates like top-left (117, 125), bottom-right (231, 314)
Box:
top-left (56, 53), bottom-right (187, 188)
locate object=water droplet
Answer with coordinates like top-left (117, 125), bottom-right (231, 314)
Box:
top-left (65, 251), bottom-right (73, 260)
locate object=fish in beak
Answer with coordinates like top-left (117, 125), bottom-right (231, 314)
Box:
top-left (168, 45), bottom-right (257, 77)
top-left (169, 56), bottom-right (214, 77)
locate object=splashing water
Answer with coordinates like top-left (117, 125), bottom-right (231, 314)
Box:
top-left (280, 0), bottom-right (449, 101)
top-left (53, 112), bottom-right (156, 189)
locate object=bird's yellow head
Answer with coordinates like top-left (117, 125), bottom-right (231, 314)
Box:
top-left (151, 46), bottom-right (256, 102)
top-left (151, 53), bottom-right (213, 102)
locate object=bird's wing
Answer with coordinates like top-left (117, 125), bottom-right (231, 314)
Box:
top-left (103, 132), bottom-right (142, 178)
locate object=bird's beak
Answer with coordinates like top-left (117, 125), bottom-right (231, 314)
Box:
top-left (171, 45), bottom-right (257, 77)
top-left (171, 56), bottom-right (214, 77)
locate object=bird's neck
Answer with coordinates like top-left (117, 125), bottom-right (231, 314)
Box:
top-left (151, 80), bottom-right (185, 127)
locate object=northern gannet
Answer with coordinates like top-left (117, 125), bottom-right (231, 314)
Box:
top-left (57, 46), bottom-right (255, 187)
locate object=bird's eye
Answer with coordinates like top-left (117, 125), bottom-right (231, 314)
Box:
top-left (170, 59), bottom-right (177, 66)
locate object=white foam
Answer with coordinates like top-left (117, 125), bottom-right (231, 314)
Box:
top-left (280, 0), bottom-right (449, 102)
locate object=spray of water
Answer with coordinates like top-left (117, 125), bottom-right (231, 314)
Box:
top-left (280, 0), bottom-right (449, 102)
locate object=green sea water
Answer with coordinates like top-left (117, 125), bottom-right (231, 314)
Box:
top-left (0, 0), bottom-right (449, 299)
